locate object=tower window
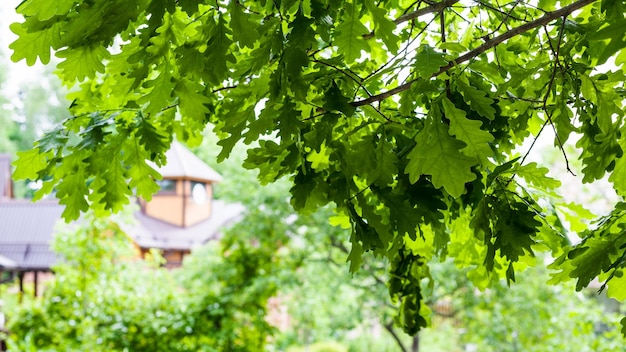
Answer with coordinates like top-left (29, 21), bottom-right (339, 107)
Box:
top-left (191, 181), bottom-right (207, 205)
top-left (156, 179), bottom-right (176, 193)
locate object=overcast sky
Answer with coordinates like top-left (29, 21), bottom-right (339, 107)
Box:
top-left (1, 1), bottom-right (46, 86)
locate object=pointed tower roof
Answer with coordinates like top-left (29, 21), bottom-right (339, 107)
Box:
top-left (157, 141), bottom-right (223, 182)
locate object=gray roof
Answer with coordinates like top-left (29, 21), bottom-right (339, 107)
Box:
top-left (0, 201), bottom-right (63, 271)
top-left (156, 141), bottom-right (223, 182)
top-left (130, 200), bottom-right (245, 250)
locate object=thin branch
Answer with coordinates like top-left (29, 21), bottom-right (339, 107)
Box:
top-left (368, 103), bottom-right (395, 122)
top-left (401, 0), bottom-right (425, 17)
top-left (384, 322), bottom-right (409, 352)
top-left (352, 0), bottom-right (598, 107)
top-left (212, 85), bottom-right (237, 93)
top-left (519, 17), bottom-right (575, 175)
top-left (312, 58), bottom-right (372, 97)
top-left (440, 10), bottom-right (451, 98)
top-left (363, 15), bottom-right (438, 82)
top-left (395, 0), bottom-right (461, 25)
top-left (363, 0), bottom-right (460, 39)
top-left (490, 0), bottom-right (523, 35)
top-left (543, 25), bottom-right (567, 74)
top-left (474, 0), bottom-right (525, 22)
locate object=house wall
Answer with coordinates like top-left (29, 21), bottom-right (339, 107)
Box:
top-left (141, 194), bottom-right (185, 226)
top-left (139, 179), bottom-right (213, 227)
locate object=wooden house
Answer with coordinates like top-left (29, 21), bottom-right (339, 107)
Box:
top-left (0, 141), bottom-right (244, 295)
top-left (131, 141), bottom-right (244, 267)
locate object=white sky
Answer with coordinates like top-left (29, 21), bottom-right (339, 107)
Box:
top-left (1, 0), bottom-right (46, 87)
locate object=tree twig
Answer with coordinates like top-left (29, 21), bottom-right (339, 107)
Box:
top-left (363, 0), bottom-right (460, 39)
top-left (395, 0), bottom-right (461, 25)
top-left (384, 321), bottom-right (409, 352)
top-left (519, 17), bottom-right (575, 176)
top-left (312, 58), bottom-right (372, 97)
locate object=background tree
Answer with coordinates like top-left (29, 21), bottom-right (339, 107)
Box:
top-left (7, 0), bottom-right (626, 336)
top-left (6, 208), bottom-right (282, 352)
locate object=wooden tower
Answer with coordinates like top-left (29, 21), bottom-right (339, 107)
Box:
top-left (138, 141), bottom-right (223, 227)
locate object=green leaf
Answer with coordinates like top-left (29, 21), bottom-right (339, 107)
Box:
top-left (12, 149), bottom-right (49, 180)
top-left (36, 125), bottom-right (70, 153)
top-left (486, 157), bottom-right (520, 187)
top-left (370, 133), bottom-right (399, 186)
top-left (492, 200), bottom-right (541, 264)
top-left (454, 79), bottom-right (496, 120)
top-left (56, 46), bottom-right (110, 82)
top-left (97, 163), bottom-right (132, 213)
top-left (364, 0), bottom-right (399, 53)
top-left (347, 201), bottom-right (385, 253)
top-left (568, 239), bottom-right (616, 290)
top-left (9, 21), bottom-right (60, 65)
top-left (607, 272), bottom-right (626, 300)
top-left (405, 115), bottom-right (477, 197)
top-left (556, 202), bottom-right (597, 233)
top-left (282, 46), bottom-right (310, 100)
top-left (288, 7), bottom-right (316, 50)
top-left (174, 79), bottom-right (212, 122)
top-left (178, 0), bottom-right (200, 14)
top-left (372, 186), bottom-right (419, 240)
top-left (201, 15), bottom-right (234, 85)
top-left (347, 233), bottom-right (364, 273)
top-left (413, 45), bottom-right (447, 79)
top-left (290, 166), bottom-right (329, 213)
top-left (438, 42), bottom-right (467, 53)
top-left (587, 19), bottom-right (626, 65)
top-left (125, 146), bottom-right (162, 201)
top-left (138, 69), bottom-right (176, 116)
top-left (323, 82), bottom-right (356, 116)
top-left (334, 3), bottom-right (370, 63)
top-left (275, 99), bottom-right (304, 142)
top-left (514, 162), bottom-right (562, 189)
top-left (609, 134), bottom-right (626, 196)
top-left (54, 153), bottom-right (91, 221)
top-left (576, 114), bottom-right (621, 183)
top-left (335, 3), bottom-right (370, 62)
top-left (442, 98), bottom-right (494, 163)
top-left (580, 75), bottom-right (597, 104)
top-left (229, 1), bottom-right (259, 48)
top-left (18, 0), bottom-right (77, 21)
top-left (135, 115), bottom-right (169, 163)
